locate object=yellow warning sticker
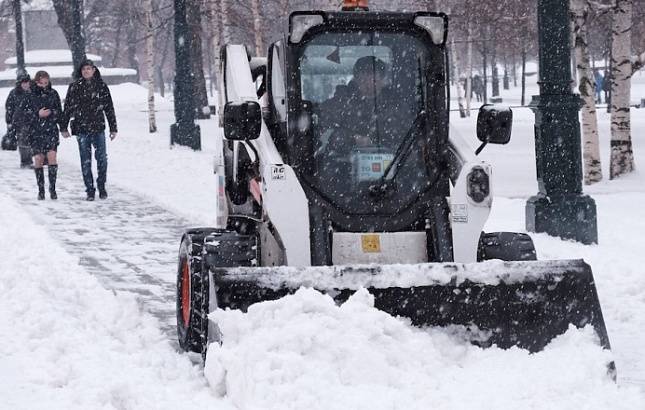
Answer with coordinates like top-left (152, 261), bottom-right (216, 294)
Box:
top-left (361, 234), bottom-right (381, 253)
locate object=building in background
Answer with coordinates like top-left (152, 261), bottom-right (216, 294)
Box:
top-left (23, 8), bottom-right (68, 51)
top-left (0, 7), bottom-right (137, 87)
top-left (0, 49), bottom-right (138, 87)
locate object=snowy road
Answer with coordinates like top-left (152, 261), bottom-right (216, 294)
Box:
top-left (0, 154), bottom-right (188, 340)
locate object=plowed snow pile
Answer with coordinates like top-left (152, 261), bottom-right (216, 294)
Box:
top-left (205, 288), bottom-right (642, 410)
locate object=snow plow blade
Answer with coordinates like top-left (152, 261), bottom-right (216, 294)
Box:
top-left (209, 259), bottom-right (610, 352)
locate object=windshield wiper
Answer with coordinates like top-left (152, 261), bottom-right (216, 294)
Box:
top-left (369, 110), bottom-right (427, 197)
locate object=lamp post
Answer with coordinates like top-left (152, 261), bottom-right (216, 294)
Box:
top-left (171, 0), bottom-right (201, 150)
top-left (526, 0), bottom-right (598, 244)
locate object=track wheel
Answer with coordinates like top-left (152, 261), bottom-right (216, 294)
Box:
top-left (176, 229), bottom-right (218, 355)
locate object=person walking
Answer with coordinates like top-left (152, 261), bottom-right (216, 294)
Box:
top-left (61, 59), bottom-right (117, 201)
top-left (472, 75), bottom-right (484, 102)
top-left (602, 70), bottom-right (611, 106)
top-left (593, 69), bottom-right (603, 104)
top-left (4, 73), bottom-right (33, 167)
top-left (22, 71), bottom-right (63, 200)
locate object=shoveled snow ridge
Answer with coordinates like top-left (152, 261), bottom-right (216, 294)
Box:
top-left (213, 259), bottom-right (588, 290)
top-left (204, 288), bottom-right (642, 410)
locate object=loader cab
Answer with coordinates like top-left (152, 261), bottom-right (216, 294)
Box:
top-left (267, 11), bottom-right (450, 231)
top-left (260, 10), bottom-right (455, 265)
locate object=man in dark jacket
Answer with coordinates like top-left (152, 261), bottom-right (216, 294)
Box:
top-left (317, 56), bottom-right (417, 157)
top-left (61, 59), bottom-right (118, 201)
top-left (4, 73), bottom-right (33, 167)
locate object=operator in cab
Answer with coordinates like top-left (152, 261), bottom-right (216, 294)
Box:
top-left (312, 53), bottom-right (424, 189)
top-left (316, 56), bottom-right (412, 158)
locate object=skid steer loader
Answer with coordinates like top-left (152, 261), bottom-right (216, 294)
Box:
top-left (176, 1), bottom-right (611, 362)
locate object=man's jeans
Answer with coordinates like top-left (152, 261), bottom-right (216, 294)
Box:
top-left (76, 132), bottom-right (107, 194)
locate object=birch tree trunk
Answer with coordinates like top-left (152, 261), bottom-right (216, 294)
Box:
top-left (572, 0), bottom-right (601, 184)
top-left (220, 0), bottom-right (231, 45)
top-left (451, 40), bottom-right (467, 118)
top-left (125, 3), bottom-right (140, 83)
top-left (520, 23), bottom-right (527, 106)
top-left (465, 24), bottom-right (473, 116)
top-left (144, 0), bottom-right (156, 133)
top-left (441, 2), bottom-right (465, 117)
top-left (609, 0), bottom-right (635, 179)
top-left (251, 0), bottom-right (264, 56)
top-left (209, 0), bottom-right (222, 95)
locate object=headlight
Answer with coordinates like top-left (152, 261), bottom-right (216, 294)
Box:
top-left (467, 166), bottom-right (490, 203)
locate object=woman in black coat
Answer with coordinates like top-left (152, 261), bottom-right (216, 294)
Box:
top-left (4, 73), bottom-right (33, 167)
top-left (22, 71), bottom-right (63, 200)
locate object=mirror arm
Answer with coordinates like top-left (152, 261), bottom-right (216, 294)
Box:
top-left (232, 141), bottom-right (240, 183)
top-left (475, 140), bottom-right (488, 156)
top-left (243, 140), bottom-right (260, 168)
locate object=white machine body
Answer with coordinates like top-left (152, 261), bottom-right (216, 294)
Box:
top-left (215, 45), bottom-right (492, 268)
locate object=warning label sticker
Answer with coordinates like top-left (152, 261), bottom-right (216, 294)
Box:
top-left (361, 234), bottom-right (381, 253)
top-left (451, 204), bottom-right (468, 223)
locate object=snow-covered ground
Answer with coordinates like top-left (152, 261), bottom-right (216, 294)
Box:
top-left (1, 70), bottom-right (644, 409)
top-left (0, 193), bottom-right (234, 410)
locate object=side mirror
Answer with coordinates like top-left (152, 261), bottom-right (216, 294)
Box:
top-left (475, 104), bottom-right (512, 155)
top-left (223, 101), bottom-right (262, 141)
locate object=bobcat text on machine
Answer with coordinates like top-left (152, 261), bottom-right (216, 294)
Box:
top-left (176, 0), bottom-right (612, 367)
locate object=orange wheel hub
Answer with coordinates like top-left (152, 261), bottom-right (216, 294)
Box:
top-left (181, 259), bottom-right (191, 327)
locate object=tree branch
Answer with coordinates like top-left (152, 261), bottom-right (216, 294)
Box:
top-left (633, 51), bottom-right (645, 73)
top-left (588, 0), bottom-right (613, 13)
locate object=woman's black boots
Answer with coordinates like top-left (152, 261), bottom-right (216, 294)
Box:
top-left (48, 165), bottom-right (58, 200)
top-left (34, 165), bottom-right (57, 200)
top-left (35, 168), bottom-right (45, 200)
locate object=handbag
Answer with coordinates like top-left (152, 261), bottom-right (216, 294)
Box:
top-left (1, 127), bottom-right (17, 151)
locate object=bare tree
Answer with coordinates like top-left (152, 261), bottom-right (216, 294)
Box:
top-left (125, 1), bottom-right (141, 82)
top-left (572, 0), bottom-right (602, 184)
top-left (451, 39), bottom-right (467, 117)
top-left (220, 0), bottom-right (232, 44)
top-left (464, 23), bottom-right (473, 115)
top-left (251, 0), bottom-right (264, 56)
top-left (205, 0), bottom-right (222, 95)
top-left (144, 0), bottom-right (157, 133)
top-left (52, 0), bottom-right (87, 76)
top-left (609, 0), bottom-right (635, 178)
top-left (187, 0), bottom-right (210, 118)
